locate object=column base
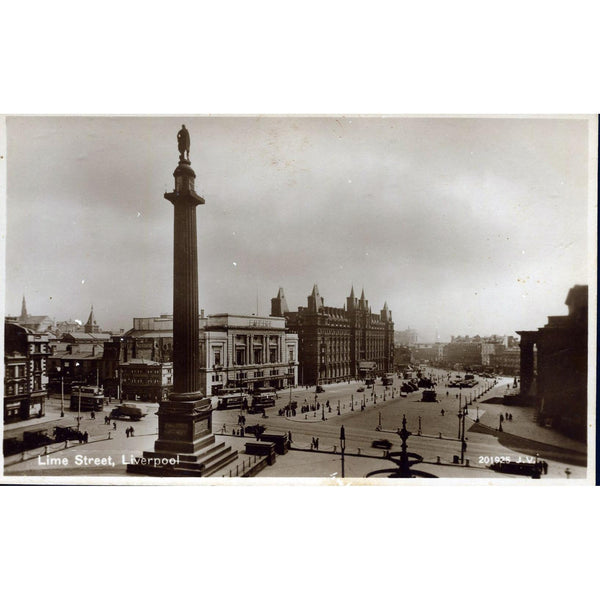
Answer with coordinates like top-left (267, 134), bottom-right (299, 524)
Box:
top-left (126, 394), bottom-right (237, 477)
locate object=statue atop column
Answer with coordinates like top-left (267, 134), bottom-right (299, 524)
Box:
top-left (177, 124), bottom-right (191, 161)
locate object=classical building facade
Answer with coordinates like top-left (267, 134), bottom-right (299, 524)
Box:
top-left (517, 285), bottom-right (588, 441)
top-left (271, 285), bottom-right (394, 385)
top-left (200, 314), bottom-right (298, 396)
top-left (4, 321), bottom-right (50, 423)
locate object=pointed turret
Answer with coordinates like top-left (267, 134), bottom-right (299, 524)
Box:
top-left (359, 288), bottom-right (368, 310)
top-left (307, 284), bottom-right (324, 313)
top-left (20, 295), bottom-right (28, 319)
top-left (270, 287), bottom-right (290, 317)
top-left (381, 301), bottom-right (392, 322)
top-left (346, 285), bottom-right (357, 312)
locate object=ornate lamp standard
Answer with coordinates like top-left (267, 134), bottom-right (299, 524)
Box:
top-left (398, 415), bottom-right (411, 477)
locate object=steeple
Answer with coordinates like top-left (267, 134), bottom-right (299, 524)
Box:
top-left (84, 304), bottom-right (99, 333)
top-left (20, 295), bottom-right (28, 319)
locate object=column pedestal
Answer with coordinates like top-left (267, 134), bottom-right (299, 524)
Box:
top-left (127, 396), bottom-right (238, 477)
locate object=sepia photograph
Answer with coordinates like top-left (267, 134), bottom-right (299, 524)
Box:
top-left (2, 115), bottom-right (596, 483)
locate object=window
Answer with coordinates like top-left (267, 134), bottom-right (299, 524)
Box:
top-left (213, 350), bottom-right (221, 366)
top-left (253, 348), bottom-right (262, 364)
top-left (235, 348), bottom-right (246, 365)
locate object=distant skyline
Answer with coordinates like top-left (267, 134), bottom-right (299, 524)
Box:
top-left (5, 116), bottom-right (594, 343)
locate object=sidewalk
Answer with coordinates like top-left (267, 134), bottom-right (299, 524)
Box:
top-left (286, 387), bottom-right (399, 423)
top-left (474, 401), bottom-right (587, 454)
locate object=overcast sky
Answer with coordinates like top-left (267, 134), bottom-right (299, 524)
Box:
top-left (5, 116), bottom-right (594, 341)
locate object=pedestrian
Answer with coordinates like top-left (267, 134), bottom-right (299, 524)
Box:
top-left (91, 410), bottom-right (95, 420)
top-left (83, 431), bottom-right (89, 443)
top-left (441, 408), bottom-right (445, 416)
top-left (315, 438), bottom-right (319, 451)
top-left (126, 428), bottom-right (130, 438)
top-left (288, 430), bottom-right (293, 443)
top-left (113, 422), bottom-right (117, 430)
top-left (130, 426), bottom-right (135, 437)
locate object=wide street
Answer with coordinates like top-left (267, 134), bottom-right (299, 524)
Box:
top-left (3, 369), bottom-right (588, 479)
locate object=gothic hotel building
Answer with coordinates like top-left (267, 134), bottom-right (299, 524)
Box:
top-left (271, 285), bottom-right (394, 386)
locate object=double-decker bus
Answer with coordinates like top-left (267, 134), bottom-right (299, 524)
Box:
top-left (249, 387), bottom-right (277, 413)
top-left (216, 392), bottom-right (250, 411)
top-left (382, 373), bottom-right (394, 386)
top-left (70, 385), bottom-right (105, 411)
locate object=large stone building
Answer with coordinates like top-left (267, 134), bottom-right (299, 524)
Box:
top-left (4, 321), bottom-right (50, 423)
top-left (120, 359), bottom-right (174, 402)
top-left (120, 314), bottom-right (176, 363)
top-left (119, 312), bottom-right (298, 397)
top-left (395, 328), bottom-right (418, 346)
top-left (517, 285), bottom-right (588, 440)
top-left (489, 346), bottom-right (521, 375)
top-left (271, 285), bottom-right (394, 385)
top-left (200, 313), bottom-right (298, 396)
top-left (410, 343), bottom-right (445, 365)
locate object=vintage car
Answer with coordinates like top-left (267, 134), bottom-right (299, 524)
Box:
top-left (371, 439), bottom-right (393, 450)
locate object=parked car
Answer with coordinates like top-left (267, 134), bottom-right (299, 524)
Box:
top-left (357, 386), bottom-right (365, 392)
top-left (53, 425), bottom-right (80, 442)
top-left (315, 385), bottom-right (325, 393)
top-left (371, 439), bottom-right (393, 450)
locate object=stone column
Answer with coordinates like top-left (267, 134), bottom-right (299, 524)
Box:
top-left (127, 129), bottom-right (238, 475)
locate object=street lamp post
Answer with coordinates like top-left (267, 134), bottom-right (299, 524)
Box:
top-left (57, 367), bottom-right (64, 418)
top-left (340, 425), bottom-right (345, 478)
top-left (77, 385), bottom-right (82, 432)
top-left (289, 360), bottom-right (294, 409)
